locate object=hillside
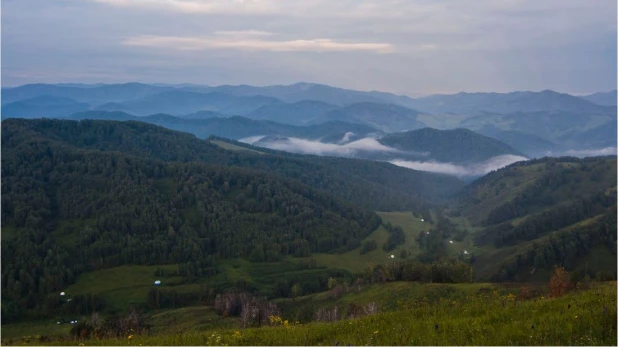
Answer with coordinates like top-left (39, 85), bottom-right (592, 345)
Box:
top-left (1, 122), bottom-right (383, 322)
top-left (451, 156), bottom-right (617, 281)
top-left (580, 90), bottom-right (617, 106)
top-left (410, 90), bottom-right (613, 115)
top-left (247, 100), bottom-right (339, 125)
top-left (183, 82), bottom-right (416, 107)
top-left (1, 83), bottom-right (169, 105)
top-left (477, 127), bottom-right (558, 157)
top-left (4, 282), bottom-right (615, 345)
top-left (379, 128), bottom-right (524, 163)
top-left (314, 102), bottom-right (426, 132)
top-left (1, 118), bottom-right (464, 210)
top-left (1, 96), bottom-right (90, 119)
top-left (116, 91), bottom-right (282, 116)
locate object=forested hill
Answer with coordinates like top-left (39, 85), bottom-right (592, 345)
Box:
top-left (378, 128), bottom-right (524, 163)
top-left (452, 156), bottom-right (617, 281)
top-left (1, 119), bottom-right (465, 211)
top-left (1, 123), bottom-right (382, 320)
top-left (457, 156), bottom-right (617, 226)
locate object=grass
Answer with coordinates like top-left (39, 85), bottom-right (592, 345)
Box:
top-left (65, 264), bottom-right (183, 311)
top-left (13, 282), bottom-right (615, 346)
top-left (148, 306), bottom-right (240, 335)
top-left (275, 281), bottom-right (498, 322)
top-left (314, 211), bottom-right (434, 273)
top-left (0, 321), bottom-right (72, 340)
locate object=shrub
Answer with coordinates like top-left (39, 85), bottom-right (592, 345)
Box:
top-left (549, 266), bottom-right (573, 298)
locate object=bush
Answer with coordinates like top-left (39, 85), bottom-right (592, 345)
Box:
top-left (549, 266), bottom-right (573, 298)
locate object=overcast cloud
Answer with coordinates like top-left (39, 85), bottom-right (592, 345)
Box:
top-left (2, 0), bottom-right (616, 94)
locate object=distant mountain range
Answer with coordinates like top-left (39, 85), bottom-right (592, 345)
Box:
top-left (1, 82), bottom-right (615, 160)
top-left (65, 111), bottom-right (381, 141)
top-left (409, 89), bottom-right (614, 115)
top-left (580, 90), bottom-right (617, 106)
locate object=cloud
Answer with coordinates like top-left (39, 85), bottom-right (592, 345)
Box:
top-left (563, 147), bottom-right (618, 157)
top-left (390, 154), bottom-right (528, 177)
top-left (91, 0), bottom-right (278, 15)
top-left (88, 0), bottom-right (440, 18)
top-left (240, 136), bottom-right (408, 156)
top-left (213, 30), bottom-right (273, 37)
top-left (241, 135), bottom-right (523, 177)
top-left (3, 0), bottom-right (616, 93)
top-left (123, 35), bottom-right (395, 53)
top-left (339, 132), bottom-right (355, 144)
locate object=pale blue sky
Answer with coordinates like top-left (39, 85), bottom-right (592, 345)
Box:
top-left (2, 0), bottom-right (616, 95)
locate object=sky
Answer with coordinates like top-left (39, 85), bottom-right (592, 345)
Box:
top-left (2, 0), bottom-right (617, 95)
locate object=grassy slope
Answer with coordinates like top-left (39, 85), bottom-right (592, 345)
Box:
top-left (314, 211), bottom-right (434, 273)
top-left (64, 265), bottom-right (182, 312)
top-left (15, 282), bottom-right (616, 346)
top-left (274, 281), bottom-right (497, 322)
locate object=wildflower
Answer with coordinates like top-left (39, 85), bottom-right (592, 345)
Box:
top-left (373, 330), bottom-right (379, 334)
top-left (128, 335), bottom-right (134, 340)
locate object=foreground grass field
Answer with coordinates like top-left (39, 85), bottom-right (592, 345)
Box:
top-left (5, 282), bottom-right (615, 346)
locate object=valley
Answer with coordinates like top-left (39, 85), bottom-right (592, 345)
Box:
top-left (1, 84), bottom-right (616, 346)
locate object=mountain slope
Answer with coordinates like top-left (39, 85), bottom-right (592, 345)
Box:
top-left (1, 83), bottom-right (169, 105)
top-left (2, 119), bottom-right (464, 211)
top-left (476, 127), bottom-right (558, 157)
top-left (184, 82), bottom-right (417, 107)
top-left (410, 90), bottom-right (613, 115)
top-left (580, 90), bottom-right (617, 106)
top-left (451, 156), bottom-right (617, 281)
top-left (66, 111), bottom-right (380, 141)
top-left (1, 122), bottom-right (382, 321)
top-left (457, 109), bottom-right (616, 151)
top-left (119, 91), bottom-right (283, 116)
top-left (1, 96), bottom-right (91, 119)
top-left (247, 100), bottom-right (339, 125)
top-left (314, 102), bottom-right (426, 132)
top-left (379, 128), bottom-right (524, 163)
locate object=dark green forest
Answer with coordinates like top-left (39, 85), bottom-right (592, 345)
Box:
top-left (1, 120), bottom-right (389, 321)
top-left (2, 119), bottom-right (463, 211)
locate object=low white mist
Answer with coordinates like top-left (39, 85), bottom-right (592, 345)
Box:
top-left (390, 154), bottom-right (528, 177)
top-left (240, 136), bottom-right (410, 156)
top-left (563, 147), bottom-right (617, 157)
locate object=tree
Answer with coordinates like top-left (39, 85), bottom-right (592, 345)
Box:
top-left (549, 266), bottom-right (572, 298)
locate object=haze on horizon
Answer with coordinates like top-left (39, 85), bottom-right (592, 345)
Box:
top-left (2, 0), bottom-right (617, 96)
